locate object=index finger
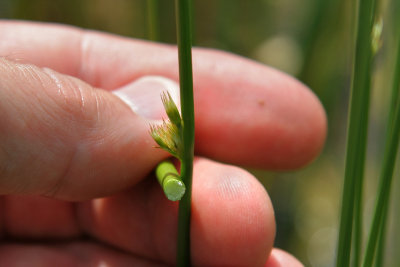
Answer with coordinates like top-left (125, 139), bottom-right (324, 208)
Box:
top-left (0, 20), bottom-right (327, 169)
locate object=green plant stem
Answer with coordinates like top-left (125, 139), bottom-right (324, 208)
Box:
top-left (374, 23), bottom-right (400, 267)
top-left (155, 160), bottom-right (186, 201)
top-left (362, 22), bottom-right (400, 267)
top-left (147, 0), bottom-right (159, 41)
top-left (174, 0), bottom-right (195, 265)
top-left (362, 83), bottom-right (400, 267)
top-left (335, 0), bottom-right (376, 266)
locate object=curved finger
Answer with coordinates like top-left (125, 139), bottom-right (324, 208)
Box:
top-left (0, 20), bottom-right (327, 169)
top-left (0, 58), bottom-right (167, 200)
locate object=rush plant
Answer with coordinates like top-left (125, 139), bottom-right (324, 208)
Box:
top-left (148, 0), bottom-right (195, 265)
top-left (336, 0), bottom-right (400, 266)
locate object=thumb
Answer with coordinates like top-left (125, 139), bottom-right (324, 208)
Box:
top-left (0, 58), bottom-right (179, 200)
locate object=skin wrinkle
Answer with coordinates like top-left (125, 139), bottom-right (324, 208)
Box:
top-left (0, 63), bottom-right (55, 195)
top-left (41, 68), bottom-right (89, 125)
top-left (215, 168), bottom-right (269, 244)
top-left (0, 75), bottom-right (31, 191)
top-left (217, 170), bottom-right (251, 200)
top-left (15, 64), bottom-right (70, 133)
top-left (0, 62), bottom-right (37, 128)
top-left (21, 67), bottom-right (72, 130)
top-left (18, 66), bottom-right (81, 198)
top-left (42, 68), bottom-right (70, 108)
top-left (41, 147), bottom-right (76, 199)
top-left (93, 89), bottom-right (101, 123)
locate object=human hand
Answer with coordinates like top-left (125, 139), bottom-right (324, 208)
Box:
top-left (0, 21), bottom-right (326, 266)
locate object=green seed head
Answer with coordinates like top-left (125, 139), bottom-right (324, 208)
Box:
top-left (161, 91), bottom-right (182, 128)
top-left (150, 91), bottom-right (184, 159)
top-left (150, 122), bottom-right (181, 158)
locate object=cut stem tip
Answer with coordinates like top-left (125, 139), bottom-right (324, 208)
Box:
top-left (155, 160), bottom-right (186, 201)
top-left (163, 177), bottom-right (186, 201)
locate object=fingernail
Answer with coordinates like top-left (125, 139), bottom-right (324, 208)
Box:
top-left (113, 76), bottom-right (180, 120)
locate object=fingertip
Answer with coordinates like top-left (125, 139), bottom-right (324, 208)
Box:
top-left (191, 158), bottom-right (275, 266)
top-left (265, 248), bottom-right (304, 267)
top-left (193, 50), bottom-right (327, 169)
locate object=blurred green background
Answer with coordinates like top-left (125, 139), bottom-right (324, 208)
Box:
top-left (1, 0), bottom-right (399, 266)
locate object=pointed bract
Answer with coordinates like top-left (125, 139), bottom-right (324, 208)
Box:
top-left (162, 91), bottom-right (182, 128)
top-left (150, 93), bottom-right (184, 160)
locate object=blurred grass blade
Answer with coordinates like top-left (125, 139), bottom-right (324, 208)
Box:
top-left (363, 15), bottom-right (400, 267)
top-left (362, 64), bottom-right (400, 267)
top-left (335, 0), bottom-right (377, 266)
top-left (374, 3), bottom-right (400, 266)
top-left (147, 0), bottom-right (159, 41)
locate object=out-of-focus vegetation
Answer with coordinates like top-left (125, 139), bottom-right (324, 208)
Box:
top-left (1, 0), bottom-right (399, 266)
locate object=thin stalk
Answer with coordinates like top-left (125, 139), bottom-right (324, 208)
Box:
top-left (362, 86), bottom-right (400, 267)
top-left (336, 0), bottom-right (376, 266)
top-left (362, 23), bottom-right (400, 267)
top-left (147, 0), bottom-right (159, 41)
top-left (174, 0), bottom-right (195, 265)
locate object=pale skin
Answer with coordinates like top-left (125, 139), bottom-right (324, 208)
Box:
top-left (0, 21), bottom-right (327, 266)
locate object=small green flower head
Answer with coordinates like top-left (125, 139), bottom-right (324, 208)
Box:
top-left (162, 91), bottom-right (182, 128)
top-left (150, 91), bottom-right (184, 160)
top-left (150, 121), bottom-right (182, 158)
